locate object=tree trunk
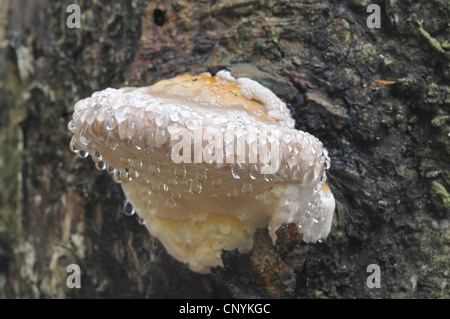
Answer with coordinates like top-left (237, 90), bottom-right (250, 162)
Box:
top-left (0, 0), bottom-right (448, 298)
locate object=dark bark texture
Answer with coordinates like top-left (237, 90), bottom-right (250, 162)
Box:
top-left (0, 0), bottom-right (449, 298)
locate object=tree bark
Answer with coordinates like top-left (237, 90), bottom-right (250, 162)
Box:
top-left (0, 0), bottom-right (449, 298)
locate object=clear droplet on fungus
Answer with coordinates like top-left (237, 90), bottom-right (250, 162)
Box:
top-left (196, 170), bottom-right (207, 183)
top-left (227, 189), bottom-right (238, 198)
top-left (165, 197), bottom-right (176, 208)
top-left (123, 200), bottom-right (135, 216)
top-left (212, 178), bottom-right (222, 188)
top-left (95, 161), bottom-right (107, 171)
top-left (242, 183), bottom-right (253, 196)
top-left (174, 165), bottom-right (186, 178)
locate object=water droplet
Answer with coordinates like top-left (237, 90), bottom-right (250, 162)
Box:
top-left (170, 111), bottom-right (181, 122)
top-left (108, 140), bottom-right (119, 151)
top-left (68, 120), bottom-right (76, 133)
top-left (129, 169), bottom-right (140, 180)
top-left (174, 165), bottom-right (186, 178)
top-left (155, 114), bottom-right (169, 127)
top-left (143, 145), bottom-right (153, 155)
top-left (185, 119), bottom-right (198, 130)
top-left (107, 166), bottom-right (116, 175)
top-left (113, 170), bottom-right (121, 184)
top-left (196, 170), bottom-right (207, 183)
top-left (227, 189), bottom-right (238, 198)
top-left (149, 165), bottom-right (160, 176)
top-left (120, 156), bottom-right (131, 166)
top-left (181, 178), bottom-right (193, 194)
top-left (137, 216), bottom-right (146, 225)
top-left (171, 191), bottom-right (182, 200)
top-left (165, 197), bottom-right (177, 208)
top-left (168, 177), bottom-right (178, 186)
top-left (141, 187), bottom-right (151, 196)
top-left (264, 174), bottom-right (275, 182)
top-left (242, 183), bottom-right (253, 196)
top-left (120, 168), bottom-right (132, 183)
top-left (320, 173), bottom-right (327, 184)
top-left (155, 128), bottom-right (168, 144)
top-left (77, 150), bottom-right (89, 158)
top-left (86, 141), bottom-right (96, 152)
top-left (231, 165), bottom-right (246, 179)
top-left (105, 116), bottom-right (117, 130)
top-left (212, 178), bottom-right (222, 188)
top-left (154, 182), bottom-right (168, 192)
top-left (92, 151), bottom-right (102, 163)
top-left (190, 181), bottom-right (202, 194)
top-left (132, 135), bottom-right (143, 150)
top-left (95, 161), bottom-right (107, 171)
top-left (249, 164), bottom-right (261, 180)
top-left (131, 159), bottom-right (143, 171)
top-left (324, 156), bottom-right (330, 170)
top-left (291, 165), bottom-right (302, 181)
top-left (123, 200), bottom-right (135, 216)
top-left (69, 136), bottom-right (79, 153)
top-left (79, 134), bottom-right (89, 146)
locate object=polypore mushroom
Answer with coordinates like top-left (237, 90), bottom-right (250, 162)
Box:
top-left (68, 70), bottom-right (335, 274)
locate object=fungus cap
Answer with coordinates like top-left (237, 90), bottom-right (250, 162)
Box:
top-left (69, 70), bottom-right (335, 274)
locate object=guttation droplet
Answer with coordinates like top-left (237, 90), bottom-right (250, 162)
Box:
top-left (107, 166), bottom-right (116, 175)
top-left (92, 151), bottom-right (102, 163)
top-left (227, 189), bottom-right (238, 198)
top-left (165, 197), bottom-right (176, 208)
top-left (70, 137), bottom-right (78, 154)
top-left (131, 159), bottom-right (143, 170)
top-left (196, 170), bottom-right (207, 183)
top-left (149, 165), bottom-right (160, 175)
top-left (249, 171), bottom-right (259, 180)
top-left (231, 166), bottom-right (246, 179)
top-left (212, 178), bottom-right (222, 188)
top-left (137, 216), bottom-right (146, 225)
top-left (79, 135), bottom-right (89, 146)
top-left (108, 140), bottom-right (119, 151)
top-left (77, 150), bottom-right (89, 158)
top-left (174, 165), bottom-right (186, 178)
top-left (105, 116), bottom-right (117, 130)
top-left (242, 183), bottom-right (253, 196)
top-left (190, 181), bottom-right (202, 194)
top-left (143, 145), bottom-right (153, 155)
top-left (95, 161), bottom-right (107, 171)
top-left (68, 120), bottom-right (76, 133)
top-left (171, 191), bottom-right (182, 200)
top-left (123, 200), bottom-right (135, 216)
top-left (155, 128), bottom-right (168, 144)
top-left (120, 156), bottom-right (131, 166)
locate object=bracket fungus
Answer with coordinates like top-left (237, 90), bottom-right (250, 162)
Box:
top-left (68, 70), bottom-right (335, 274)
